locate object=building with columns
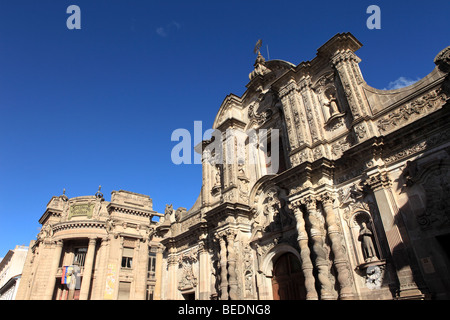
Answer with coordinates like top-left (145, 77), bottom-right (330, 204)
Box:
top-left (16, 189), bottom-right (163, 300)
top-left (16, 33), bottom-right (450, 300)
top-left (155, 33), bottom-right (450, 300)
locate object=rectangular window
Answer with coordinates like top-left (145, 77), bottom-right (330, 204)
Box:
top-left (73, 247), bottom-right (87, 267)
top-left (148, 252), bottom-right (156, 279)
top-left (121, 247), bottom-right (134, 269)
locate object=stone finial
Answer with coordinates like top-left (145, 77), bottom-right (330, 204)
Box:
top-left (95, 185), bottom-right (104, 199)
top-left (249, 51), bottom-right (270, 80)
top-left (60, 188), bottom-right (69, 202)
top-left (434, 46), bottom-right (450, 73)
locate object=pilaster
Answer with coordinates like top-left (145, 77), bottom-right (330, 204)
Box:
top-left (363, 171), bottom-right (426, 299)
top-left (43, 240), bottom-right (63, 300)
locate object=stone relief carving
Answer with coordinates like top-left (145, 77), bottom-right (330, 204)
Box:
top-left (377, 89), bottom-right (448, 132)
top-left (365, 265), bottom-right (384, 290)
top-left (254, 187), bottom-right (295, 233)
top-left (242, 243), bottom-right (254, 298)
top-left (417, 167), bottom-right (450, 230)
top-left (384, 127), bottom-right (450, 165)
top-left (331, 135), bottom-right (354, 158)
top-left (177, 249), bottom-right (199, 290)
top-left (248, 104), bottom-right (273, 126)
top-left (178, 262), bottom-right (197, 290)
top-left (237, 163), bottom-right (250, 202)
top-left (37, 223), bottom-right (53, 241)
top-left (354, 124), bottom-right (367, 139)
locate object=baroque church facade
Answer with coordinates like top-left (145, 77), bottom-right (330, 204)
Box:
top-left (17, 33), bottom-right (450, 300)
top-left (156, 33), bottom-right (450, 300)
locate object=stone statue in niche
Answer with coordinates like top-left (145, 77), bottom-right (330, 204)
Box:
top-left (215, 165), bottom-right (221, 186)
top-left (323, 89), bottom-right (344, 124)
top-left (358, 222), bottom-right (378, 262)
top-left (211, 165), bottom-right (222, 197)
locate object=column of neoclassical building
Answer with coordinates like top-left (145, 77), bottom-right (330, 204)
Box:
top-left (166, 243), bottom-right (178, 299)
top-left (79, 238), bottom-right (97, 300)
top-left (42, 237), bottom-right (101, 300)
top-left (43, 240), bottom-right (63, 300)
top-left (37, 237), bottom-right (100, 300)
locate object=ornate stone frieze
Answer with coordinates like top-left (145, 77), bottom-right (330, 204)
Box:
top-left (331, 135), bottom-right (355, 158)
top-left (37, 223), bottom-right (54, 241)
top-left (377, 89), bottom-right (448, 132)
top-left (248, 104), bottom-right (273, 125)
top-left (383, 127), bottom-right (450, 164)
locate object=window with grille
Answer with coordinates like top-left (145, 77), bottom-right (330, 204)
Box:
top-left (121, 247), bottom-right (134, 269)
top-left (73, 247), bottom-right (87, 267)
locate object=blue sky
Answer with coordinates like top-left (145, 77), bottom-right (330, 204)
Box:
top-left (0, 0), bottom-right (449, 257)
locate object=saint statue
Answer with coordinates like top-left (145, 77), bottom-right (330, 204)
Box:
top-left (358, 222), bottom-right (378, 262)
top-left (323, 90), bottom-right (342, 122)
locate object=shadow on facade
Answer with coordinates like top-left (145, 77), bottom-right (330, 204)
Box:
top-left (387, 100), bottom-right (450, 299)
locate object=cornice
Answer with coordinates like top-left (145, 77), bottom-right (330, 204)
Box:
top-left (52, 220), bottom-right (106, 233)
top-left (107, 202), bottom-right (162, 218)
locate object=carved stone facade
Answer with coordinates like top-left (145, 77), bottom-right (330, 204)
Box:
top-left (17, 33), bottom-right (450, 300)
top-left (157, 33), bottom-right (450, 300)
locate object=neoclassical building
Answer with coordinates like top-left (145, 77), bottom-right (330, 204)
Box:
top-left (156, 33), bottom-right (450, 300)
top-left (16, 189), bottom-right (163, 300)
top-left (17, 33), bottom-right (450, 300)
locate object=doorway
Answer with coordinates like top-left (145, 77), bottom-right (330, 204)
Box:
top-left (271, 253), bottom-right (306, 300)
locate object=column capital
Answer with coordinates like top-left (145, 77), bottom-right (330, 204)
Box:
top-left (301, 195), bottom-right (317, 210)
top-left (288, 199), bottom-right (302, 212)
top-left (363, 172), bottom-right (392, 192)
top-left (330, 49), bottom-right (361, 67)
top-left (225, 229), bottom-right (237, 241)
top-left (318, 192), bottom-right (335, 207)
top-left (198, 237), bottom-right (208, 254)
top-left (214, 231), bottom-right (226, 241)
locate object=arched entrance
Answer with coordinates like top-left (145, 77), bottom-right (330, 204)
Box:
top-left (271, 252), bottom-right (306, 300)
